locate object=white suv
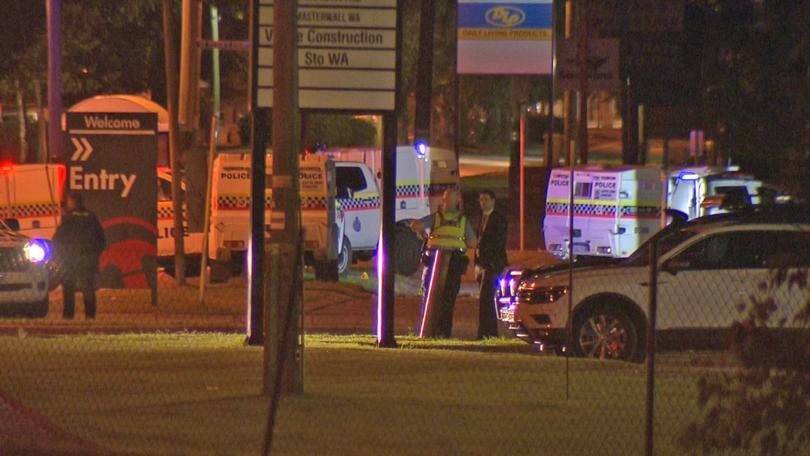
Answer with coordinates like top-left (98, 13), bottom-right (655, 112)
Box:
top-left (0, 220), bottom-right (52, 318)
top-left (498, 207), bottom-right (810, 361)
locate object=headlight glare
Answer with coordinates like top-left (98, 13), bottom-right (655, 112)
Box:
top-left (24, 240), bottom-right (50, 264)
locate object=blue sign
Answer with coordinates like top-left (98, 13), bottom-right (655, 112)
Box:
top-left (457, 1), bottom-right (554, 74)
top-left (458, 3), bottom-right (552, 30)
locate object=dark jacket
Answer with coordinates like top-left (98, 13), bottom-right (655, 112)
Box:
top-left (53, 208), bottom-right (106, 259)
top-left (474, 209), bottom-right (508, 271)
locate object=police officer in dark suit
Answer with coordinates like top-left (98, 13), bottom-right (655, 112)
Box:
top-left (474, 190), bottom-right (508, 339)
top-left (53, 193), bottom-right (106, 319)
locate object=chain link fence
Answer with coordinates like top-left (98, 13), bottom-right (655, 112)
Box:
top-left (1, 199), bottom-right (809, 455)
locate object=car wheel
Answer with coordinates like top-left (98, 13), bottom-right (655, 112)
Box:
top-left (337, 237), bottom-right (352, 277)
top-left (393, 225), bottom-right (421, 276)
top-left (573, 306), bottom-right (639, 361)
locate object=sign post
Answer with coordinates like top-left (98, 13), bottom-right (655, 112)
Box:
top-left (457, 0), bottom-right (553, 250)
top-left (251, 0), bottom-right (400, 354)
top-left (65, 112), bottom-right (158, 304)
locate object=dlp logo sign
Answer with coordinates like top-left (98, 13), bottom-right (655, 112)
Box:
top-left (485, 6), bottom-right (526, 27)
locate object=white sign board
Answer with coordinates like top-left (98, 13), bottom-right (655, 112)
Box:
top-left (556, 39), bottom-right (620, 91)
top-left (257, 0), bottom-right (398, 110)
top-left (457, 0), bottom-right (553, 75)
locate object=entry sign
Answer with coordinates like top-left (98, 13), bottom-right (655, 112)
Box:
top-left (65, 112), bottom-right (158, 291)
top-left (257, 0), bottom-right (398, 110)
top-left (457, 0), bottom-right (553, 75)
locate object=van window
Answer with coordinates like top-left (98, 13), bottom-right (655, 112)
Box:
top-left (714, 186), bottom-right (751, 209)
top-left (336, 167), bottom-right (367, 199)
top-left (158, 178), bottom-right (172, 202)
top-left (574, 182), bottom-right (593, 198)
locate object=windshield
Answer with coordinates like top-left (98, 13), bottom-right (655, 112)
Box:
top-left (625, 226), bottom-right (698, 266)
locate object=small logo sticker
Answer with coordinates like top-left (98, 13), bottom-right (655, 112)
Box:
top-left (485, 6), bottom-right (526, 28)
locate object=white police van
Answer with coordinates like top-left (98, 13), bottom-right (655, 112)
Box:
top-left (324, 146), bottom-right (459, 275)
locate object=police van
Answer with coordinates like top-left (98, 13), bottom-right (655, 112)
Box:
top-left (322, 146), bottom-right (459, 275)
top-left (544, 166), bottom-right (664, 259)
top-left (0, 164), bottom-right (63, 240)
top-left (545, 165), bottom-right (777, 260)
top-left (207, 153), bottom-right (342, 278)
top-left (668, 166), bottom-right (774, 220)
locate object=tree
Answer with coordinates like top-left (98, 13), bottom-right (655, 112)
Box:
top-left (700, 0), bottom-right (810, 187)
top-left (681, 247), bottom-right (810, 454)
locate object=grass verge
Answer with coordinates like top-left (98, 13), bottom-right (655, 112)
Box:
top-left (0, 333), bottom-right (711, 455)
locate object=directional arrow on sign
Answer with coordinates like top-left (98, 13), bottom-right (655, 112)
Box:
top-left (70, 137), bottom-right (93, 162)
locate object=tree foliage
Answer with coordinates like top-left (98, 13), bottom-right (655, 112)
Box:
top-left (701, 0), bottom-right (810, 188)
top-left (303, 114), bottom-right (377, 150)
top-left (681, 251), bottom-right (810, 454)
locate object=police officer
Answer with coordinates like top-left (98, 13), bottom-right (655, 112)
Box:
top-left (53, 193), bottom-right (106, 320)
top-left (410, 188), bottom-right (477, 338)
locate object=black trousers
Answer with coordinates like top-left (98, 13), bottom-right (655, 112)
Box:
top-left (477, 267), bottom-right (500, 338)
top-left (62, 264), bottom-right (97, 319)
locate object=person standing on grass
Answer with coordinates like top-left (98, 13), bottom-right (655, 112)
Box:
top-left (411, 188), bottom-right (477, 338)
top-left (53, 193), bottom-right (106, 320)
top-left (474, 190), bottom-right (508, 339)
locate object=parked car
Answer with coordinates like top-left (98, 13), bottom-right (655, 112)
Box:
top-left (0, 219), bottom-right (52, 318)
top-left (497, 205), bottom-right (810, 361)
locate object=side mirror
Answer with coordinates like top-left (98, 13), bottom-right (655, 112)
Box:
top-left (4, 218), bottom-right (20, 232)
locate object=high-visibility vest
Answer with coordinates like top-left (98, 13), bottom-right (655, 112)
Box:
top-left (427, 211), bottom-right (467, 251)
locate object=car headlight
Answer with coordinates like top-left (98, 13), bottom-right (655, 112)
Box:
top-left (498, 270), bottom-right (524, 297)
top-left (517, 280), bottom-right (568, 304)
top-left (24, 239), bottom-right (50, 264)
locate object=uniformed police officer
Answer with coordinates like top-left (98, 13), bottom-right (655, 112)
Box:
top-left (53, 193), bottom-right (106, 319)
top-left (410, 188), bottom-right (477, 338)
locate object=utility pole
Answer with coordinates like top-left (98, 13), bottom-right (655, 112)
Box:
top-left (562, 0), bottom-right (573, 164)
top-left (46, 0), bottom-right (62, 161)
top-left (377, 1), bottom-right (403, 349)
top-left (266, 0), bottom-right (303, 394)
top-left (247, 0), bottom-right (267, 347)
top-left (34, 80), bottom-right (47, 163)
top-left (15, 80), bottom-right (27, 163)
top-left (576, 0), bottom-right (589, 164)
top-left (620, 5), bottom-right (638, 164)
top-left (414, 0), bottom-right (435, 146)
top-left (210, 4), bottom-right (222, 119)
top-left (163, 0), bottom-right (186, 285)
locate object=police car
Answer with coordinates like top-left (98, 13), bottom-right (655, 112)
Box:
top-left (498, 206), bottom-right (810, 361)
top-left (0, 219), bottom-right (52, 318)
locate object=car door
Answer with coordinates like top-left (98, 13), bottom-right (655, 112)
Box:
top-left (656, 231), bottom-right (767, 330)
top-left (335, 165), bottom-right (378, 250)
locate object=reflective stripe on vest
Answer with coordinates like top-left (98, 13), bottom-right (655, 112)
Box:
top-left (427, 211), bottom-right (467, 251)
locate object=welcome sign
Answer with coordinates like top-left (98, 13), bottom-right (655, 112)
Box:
top-left (457, 0), bottom-right (553, 74)
top-left (65, 112), bottom-right (158, 292)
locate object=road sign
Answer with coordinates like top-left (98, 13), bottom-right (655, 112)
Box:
top-left (557, 39), bottom-right (620, 91)
top-left (457, 0), bottom-right (553, 75)
top-left (65, 112), bottom-right (158, 291)
top-left (256, 0), bottom-right (398, 110)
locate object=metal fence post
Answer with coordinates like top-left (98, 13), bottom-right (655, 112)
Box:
top-left (645, 237), bottom-right (659, 456)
